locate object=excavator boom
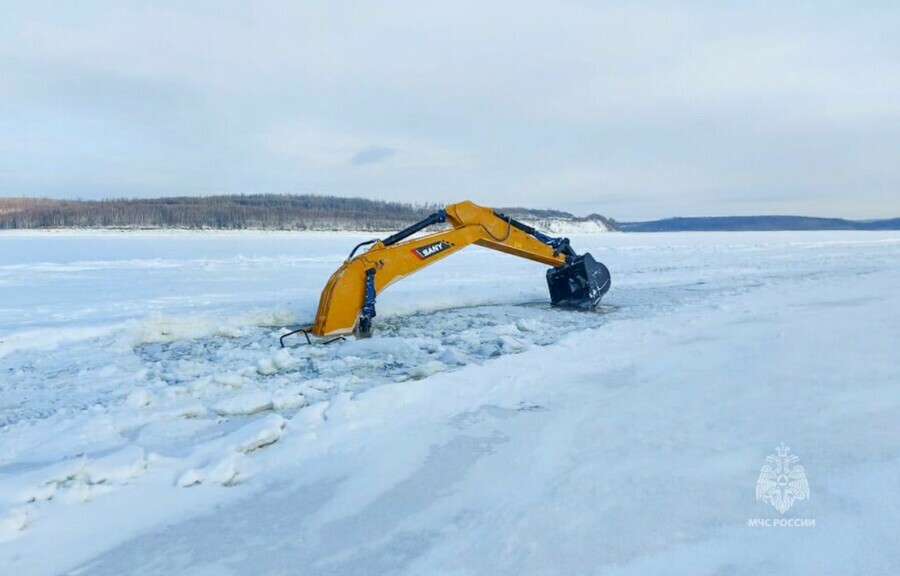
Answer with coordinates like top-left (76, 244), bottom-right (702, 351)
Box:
top-left (305, 201), bottom-right (610, 338)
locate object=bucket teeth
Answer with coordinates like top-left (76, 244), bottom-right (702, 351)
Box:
top-left (546, 253), bottom-right (611, 308)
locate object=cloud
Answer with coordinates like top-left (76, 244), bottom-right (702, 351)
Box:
top-left (350, 146), bottom-right (395, 166)
top-left (1, 1), bottom-right (899, 219)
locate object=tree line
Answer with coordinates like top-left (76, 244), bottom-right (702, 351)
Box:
top-left (0, 194), bottom-right (619, 231)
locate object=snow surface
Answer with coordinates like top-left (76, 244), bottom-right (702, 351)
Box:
top-left (1, 230), bottom-right (898, 575)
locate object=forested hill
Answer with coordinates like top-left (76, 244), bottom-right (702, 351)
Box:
top-left (621, 215), bottom-right (900, 232)
top-left (0, 195), bottom-right (620, 232)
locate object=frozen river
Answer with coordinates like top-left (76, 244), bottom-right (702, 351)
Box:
top-left (1, 230), bottom-right (898, 575)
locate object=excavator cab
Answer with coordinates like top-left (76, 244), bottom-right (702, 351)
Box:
top-left (285, 201), bottom-right (612, 343)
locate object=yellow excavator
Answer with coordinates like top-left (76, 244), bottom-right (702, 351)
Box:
top-left (281, 200), bottom-right (610, 344)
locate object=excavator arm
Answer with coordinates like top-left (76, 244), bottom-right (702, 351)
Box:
top-left (305, 200), bottom-right (610, 338)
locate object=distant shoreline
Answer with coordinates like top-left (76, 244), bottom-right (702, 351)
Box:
top-left (0, 227), bottom-right (610, 238)
top-left (4, 195), bottom-right (896, 232)
top-left (2, 229), bottom-right (896, 239)
top-left (0, 194), bottom-right (619, 233)
top-left (622, 215), bottom-right (900, 232)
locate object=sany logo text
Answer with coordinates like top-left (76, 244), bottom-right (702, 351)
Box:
top-left (412, 241), bottom-right (453, 260)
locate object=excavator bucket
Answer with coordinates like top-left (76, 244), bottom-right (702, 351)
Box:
top-left (546, 253), bottom-right (611, 309)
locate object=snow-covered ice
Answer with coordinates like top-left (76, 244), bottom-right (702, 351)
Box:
top-left (1, 230), bottom-right (898, 575)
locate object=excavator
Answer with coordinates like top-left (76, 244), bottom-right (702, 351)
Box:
top-left (281, 200), bottom-right (611, 345)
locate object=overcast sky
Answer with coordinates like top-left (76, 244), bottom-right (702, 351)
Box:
top-left (2, 2), bottom-right (899, 220)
